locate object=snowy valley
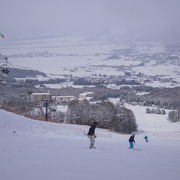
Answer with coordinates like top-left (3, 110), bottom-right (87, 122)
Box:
top-left (1, 37), bottom-right (180, 88)
top-left (1, 0), bottom-right (180, 179)
top-left (0, 36), bottom-right (180, 180)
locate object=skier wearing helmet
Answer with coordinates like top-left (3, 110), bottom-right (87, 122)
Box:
top-left (87, 121), bottom-right (97, 149)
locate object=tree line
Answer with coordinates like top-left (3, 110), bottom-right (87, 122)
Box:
top-left (66, 100), bottom-right (137, 134)
top-left (146, 108), bottom-right (166, 115)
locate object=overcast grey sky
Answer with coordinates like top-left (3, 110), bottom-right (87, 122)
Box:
top-left (0, 0), bottom-right (180, 41)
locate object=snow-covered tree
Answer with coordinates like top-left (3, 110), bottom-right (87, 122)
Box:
top-left (168, 110), bottom-right (180, 122)
top-left (146, 108), bottom-right (166, 115)
top-left (112, 105), bottom-right (137, 134)
top-left (66, 100), bottom-right (137, 134)
top-left (66, 99), bottom-right (89, 124)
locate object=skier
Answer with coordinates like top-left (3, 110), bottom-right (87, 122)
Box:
top-left (87, 121), bottom-right (97, 149)
top-left (129, 134), bottom-right (135, 149)
top-left (144, 135), bottom-right (149, 142)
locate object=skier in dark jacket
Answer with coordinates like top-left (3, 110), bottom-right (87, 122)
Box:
top-left (129, 134), bottom-right (135, 149)
top-left (144, 135), bottom-right (149, 142)
top-left (87, 121), bottom-right (97, 149)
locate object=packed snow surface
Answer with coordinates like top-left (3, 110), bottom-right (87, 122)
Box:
top-left (0, 105), bottom-right (180, 180)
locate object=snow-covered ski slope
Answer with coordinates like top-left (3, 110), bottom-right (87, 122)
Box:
top-left (0, 105), bottom-right (180, 180)
top-left (126, 104), bottom-right (180, 137)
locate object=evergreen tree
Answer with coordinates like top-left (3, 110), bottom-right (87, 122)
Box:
top-left (66, 100), bottom-right (137, 134)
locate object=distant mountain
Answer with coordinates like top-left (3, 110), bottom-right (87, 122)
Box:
top-left (136, 29), bottom-right (180, 43)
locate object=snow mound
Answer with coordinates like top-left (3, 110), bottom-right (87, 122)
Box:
top-left (0, 109), bottom-right (114, 139)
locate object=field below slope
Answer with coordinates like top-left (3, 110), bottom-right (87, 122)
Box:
top-left (1, 36), bottom-right (180, 87)
top-left (0, 105), bottom-right (180, 180)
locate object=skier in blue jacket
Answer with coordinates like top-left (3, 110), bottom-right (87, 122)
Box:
top-left (129, 134), bottom-right (135, 149)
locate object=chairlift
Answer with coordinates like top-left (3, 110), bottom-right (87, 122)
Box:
top-left (51, 108), bottom-right (57, 112)
top-left (0, 54), bottom-right (10, 81)
top-left (0, 33), bottom-right (9, 81)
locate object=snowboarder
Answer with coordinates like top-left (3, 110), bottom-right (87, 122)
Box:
top-left (129, 134), bottom-right (135, 149)
top-left (144, 135), bottom-right (149, 142)
top-left (87, 121), bottom-right (97, 149)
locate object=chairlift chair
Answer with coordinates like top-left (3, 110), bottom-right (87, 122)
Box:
top-left (0, 54), bottom-right (9, 81)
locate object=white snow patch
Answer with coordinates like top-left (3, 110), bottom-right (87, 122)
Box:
top-left (0, 109), bottom-right (180, 180)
